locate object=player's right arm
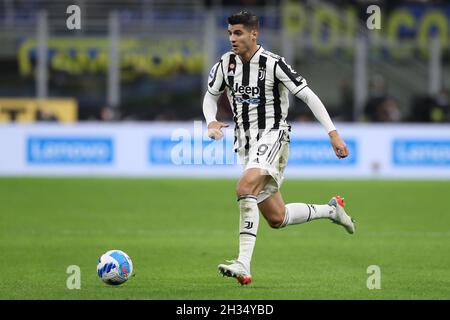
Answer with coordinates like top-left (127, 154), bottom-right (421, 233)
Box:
top-left (203, 61), bottom-right (229, 140)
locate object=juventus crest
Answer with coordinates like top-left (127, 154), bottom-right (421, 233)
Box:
top-left (258, 67), bottom-right (266, 81)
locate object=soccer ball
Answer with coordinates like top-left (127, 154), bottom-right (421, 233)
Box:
top-left (97, 249), bottom-right (133, 285)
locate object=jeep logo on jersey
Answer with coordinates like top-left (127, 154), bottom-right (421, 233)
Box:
top-left (234, 83), bottom-right (260, 96)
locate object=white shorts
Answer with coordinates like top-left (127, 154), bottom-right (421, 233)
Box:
top-left (238, 130), bottom-right (290, 203)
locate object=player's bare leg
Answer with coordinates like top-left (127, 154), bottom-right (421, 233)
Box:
top-left (218, 168), bottom-right (270, 285)
top-left (258, 191), bottom-right (355, 233)
top-left (257, 191), bottom-right (286, 228)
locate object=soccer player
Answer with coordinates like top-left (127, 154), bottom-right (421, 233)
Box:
top-left (202, 11), bottom-right (355, 285)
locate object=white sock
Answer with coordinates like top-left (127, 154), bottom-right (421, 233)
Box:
top-left (281, 203), bottom-right (335, 227)
top-left (237, 195), bottom-right (259, 273)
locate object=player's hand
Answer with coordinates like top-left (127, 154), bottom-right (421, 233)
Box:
top-left (207, 121), bottom-right (229, 140)
top-left (329, 130), bottom-right (349, 159)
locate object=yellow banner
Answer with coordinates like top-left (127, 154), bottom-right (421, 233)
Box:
top-left (18, 38), bottom-right (204, 79)
top-left (0, 98), bottom-right (77, 122)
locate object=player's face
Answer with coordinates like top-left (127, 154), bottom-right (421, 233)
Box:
top-left (228, 24), bottom-right (257, 56)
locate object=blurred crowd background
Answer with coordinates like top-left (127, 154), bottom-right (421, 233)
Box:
top-left (0, 0), bottom-right (449, 124)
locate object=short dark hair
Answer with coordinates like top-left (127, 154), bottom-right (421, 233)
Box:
top-left (227, 11), bottom-right (259, 31)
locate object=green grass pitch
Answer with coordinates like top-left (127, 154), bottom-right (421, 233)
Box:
top-left (0, 178), bottom-right (449, 299)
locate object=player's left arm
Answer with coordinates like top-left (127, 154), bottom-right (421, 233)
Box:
top-left (296, 87), bottom-right (349, 159)
top-left (275, 57), bottom-right (348, 159)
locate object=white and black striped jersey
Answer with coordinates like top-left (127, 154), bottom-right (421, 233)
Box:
top-left (207, 45), bottom-right (308, 152)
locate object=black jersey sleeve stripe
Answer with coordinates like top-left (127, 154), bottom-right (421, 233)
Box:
top-left (277, 58), bottom-right (303, 87)
top-left (207, 88), bottom-right (222, 96)
top-left (293, 84), bottom-right (308, 96)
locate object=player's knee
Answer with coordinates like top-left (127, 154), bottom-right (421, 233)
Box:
top-left (263, 209), bottom-right (285, 229)
top-left (236, 183), bottom-right (257, 198)
top-left (267, 216), bottom-right (284, 229)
